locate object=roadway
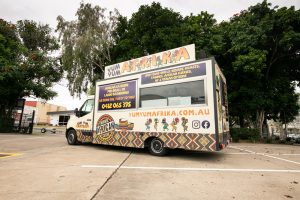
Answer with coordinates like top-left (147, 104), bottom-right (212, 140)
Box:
top-left (0, 133), bottom-right (299, 200)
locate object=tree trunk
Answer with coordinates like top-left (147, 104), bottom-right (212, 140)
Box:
top-left (256, 110), bottom-right (265, 138)
top-left (239, 115), bottom-right (245, 128)
top-left (283, 111), bottom-right (287, 139)
top-left (263, 118), bottom-right (270, 139)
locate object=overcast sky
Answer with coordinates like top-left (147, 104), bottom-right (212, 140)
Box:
top-left (1, 0), bottom-right (299, 109)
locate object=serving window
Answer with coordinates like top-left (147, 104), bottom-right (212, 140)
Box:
top-left (140, 80), bottom-right (205, 108)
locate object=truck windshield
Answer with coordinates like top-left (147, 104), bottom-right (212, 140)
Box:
top-left (80, 99), bottom-right (94, 115)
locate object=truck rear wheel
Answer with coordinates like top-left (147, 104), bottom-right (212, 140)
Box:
top-left (149, 138), bottom-right (167, 156)
top-left (67, 129), bottom-right (78, 145)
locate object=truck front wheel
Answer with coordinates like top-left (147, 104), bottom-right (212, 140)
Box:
top-left (67, 129), bottom-right (78, 145)
top-left (149, 138), bottom-right (168, 156)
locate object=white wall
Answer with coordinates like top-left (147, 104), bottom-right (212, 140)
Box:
top-left (50, 115), bottom-right (59, 126)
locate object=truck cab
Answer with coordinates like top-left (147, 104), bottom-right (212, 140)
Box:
top-left (66, 96), bottom-right (94, 144)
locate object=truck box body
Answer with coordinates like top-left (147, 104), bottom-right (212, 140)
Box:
top-left (66, 45), bottom-right (230, 154)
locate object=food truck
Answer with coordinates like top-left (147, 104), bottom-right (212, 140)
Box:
top-left (66, 44), bottom-right (230, 155)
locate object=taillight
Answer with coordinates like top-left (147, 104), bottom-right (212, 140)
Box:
top-left (219, 143), bottom-right (225, 150)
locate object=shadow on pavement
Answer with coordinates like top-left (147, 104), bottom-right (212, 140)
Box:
top-left (84, 143), bottom-right (224, 161)
top-left (168, 149), bottom-right (224, 161)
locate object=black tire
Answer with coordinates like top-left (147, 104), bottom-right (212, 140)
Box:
top-left (148, 138), bottom-right (168, 156)
top-left (41, 128), bottom-right (46, 133)
top-left (67, 129), bottom-right (78, 145)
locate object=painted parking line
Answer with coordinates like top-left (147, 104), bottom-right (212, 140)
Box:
top-left (224, 152), bottom-right (253, 155)
top-left (229, 146), bottom-right (300, 165)
top-left (0, 134), bottom-right (63, 142)
top-left (0, 153), bottom-right (22, 159)
top-left (81, 165), bottom-right (300, 173)
top-left (231, 145), bottom-right (300, 149)
top-left (224, 152), bottom-right (300, 156)
top-left (0, 137), bottom-right (45, 142)
top-left (257, 153), bottom-right (300, 165)
top-left (228, 146), bottom-right (256, 154)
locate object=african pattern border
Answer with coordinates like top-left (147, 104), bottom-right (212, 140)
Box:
top-left (76, 130), bottom-right (216, 151)
top-left (76, 130), bottom-right (93, 143)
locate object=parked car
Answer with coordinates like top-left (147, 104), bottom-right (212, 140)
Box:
top-left (287, 133), bottom-right (300, 143)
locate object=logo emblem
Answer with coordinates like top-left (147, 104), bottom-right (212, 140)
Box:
top-left (96, 114), bottom-right (115, 142)
top-left (192, 120), bottom-right (201, 129)
top-left (201, 120), bottom-right (210, 129)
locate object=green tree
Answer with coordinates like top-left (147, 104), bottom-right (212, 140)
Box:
top-left (111, 2), bottom-right (184, 63)
top-left (17, 20), bottom-right (62, 99)
top-left (216, 1), bottom-right (300, 135)
top-left (181, 11), bottom-right (221, 58)
top-left (110, 15), bottom-right (131, 63)
top-left (0, 19), bottom-right (62, 131)
top-left (0, 19), bottom-right (22, 131)
top-left (56, 2), bottom-right (119, 96)
top-left (269, 81), bottom-right (299, 136)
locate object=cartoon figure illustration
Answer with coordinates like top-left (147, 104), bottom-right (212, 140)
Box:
top-left (154, 118), bottom-right (159, 131)
top-left (161, 118), bottom-right (169, 131)
top-left (145, 118), bottom-right (152, 131)
top-left (171, 117), bottom-right (180, 132)
top-left (181, 117), bottom-right (188, 132)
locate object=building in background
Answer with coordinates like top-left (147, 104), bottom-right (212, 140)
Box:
top-left (267, 96), bottom-right (300, 137)
top-left (287, 97), bottom-right (300, 134)
top-left (25, 101), bottom-right (67, 125)
top-left (267, 119), bottom-right (283, 137)
top-left (47, 110), bottom-right (75, 126)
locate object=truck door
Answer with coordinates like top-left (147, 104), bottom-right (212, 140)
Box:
top-left (75, 98), bottom-right (94, 135)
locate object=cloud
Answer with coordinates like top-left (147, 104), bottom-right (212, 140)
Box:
top-left (2, 0), bottom-right (299, 28)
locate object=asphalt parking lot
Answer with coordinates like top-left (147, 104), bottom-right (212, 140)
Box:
top-left (0, 133), bottom-right (299, 200)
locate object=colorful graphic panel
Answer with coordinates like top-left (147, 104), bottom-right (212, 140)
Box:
top-left (91, 114), bottom-right (216, 151)
top-left (141, 63), bottom-right (206, 85)
top-left (98, 80), bottom-right (136, 110)
top-left (104, 44), bottom-right (196, 79)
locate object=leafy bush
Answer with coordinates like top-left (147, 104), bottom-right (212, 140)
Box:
top-left (0, 118), bottom-right (14, 132)
top-left (230, 128), bottom-right (260, 142)
top-left (230, 128), bottom-right (240, 142)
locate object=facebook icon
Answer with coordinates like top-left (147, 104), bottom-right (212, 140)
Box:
top-left (201, 120), bottom-right (210, 129)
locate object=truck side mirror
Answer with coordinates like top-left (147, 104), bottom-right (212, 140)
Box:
top-left (74, 108), bottom-right (80, 117)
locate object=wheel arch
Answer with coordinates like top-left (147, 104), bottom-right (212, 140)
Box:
top-left (146, 136), bottom-right (168, 156)
top-left (66, 127), bottom-right (76, 138)
top-left (144, 136), bottom-right (157, 148)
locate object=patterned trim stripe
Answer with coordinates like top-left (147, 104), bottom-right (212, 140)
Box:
top-left (90, 130), bottom-right (216, 151)
top-left (165, 132), bottom-right (181, 149)
top-left (76, 130), bottom-right (93, 143)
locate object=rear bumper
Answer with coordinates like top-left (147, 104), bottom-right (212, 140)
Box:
top-left (218, 131), bottom-right (231, 150)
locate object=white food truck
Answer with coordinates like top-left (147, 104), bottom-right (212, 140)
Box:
top-left (66, 44), bottom-right (230, 155)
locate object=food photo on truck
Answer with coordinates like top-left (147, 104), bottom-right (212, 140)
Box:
top-left (66, 44), bottom-right (230, 156)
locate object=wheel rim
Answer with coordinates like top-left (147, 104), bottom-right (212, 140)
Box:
top-left (68, 133), bottom-right (75, 143)
top-left (151, 139), bottom-right (163, 153)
